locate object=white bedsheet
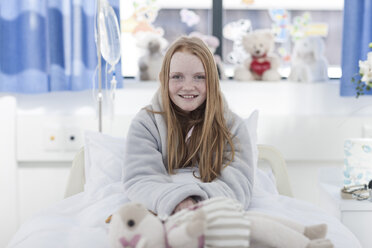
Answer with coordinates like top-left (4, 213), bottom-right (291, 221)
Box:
top-left (7, 172), bottom-right (361, 248)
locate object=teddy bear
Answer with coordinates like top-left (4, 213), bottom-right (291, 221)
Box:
top-left (108, 202), bottom-right (206, 248)
top-left (108, 197), bottom-right (333, 248)
top-left (234, 29), bottom-right (281, 81)
top-left (189, 32), bottom-right (226, 80)
top-left (288, 36), bottom-right (328, 82)
top-left (136, 32), bottom-right (168, 81)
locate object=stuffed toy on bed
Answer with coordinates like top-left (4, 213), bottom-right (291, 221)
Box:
top-left (108, 197), bottom-right (333, 248)
top-left (234, 29), bottom-right (281, 81)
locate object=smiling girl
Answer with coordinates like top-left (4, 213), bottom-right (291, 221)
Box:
top-left (122, 36), bottom-right (255, 216)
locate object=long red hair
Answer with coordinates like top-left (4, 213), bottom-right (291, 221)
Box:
top-left (158, 36), bottom-right (235, 182)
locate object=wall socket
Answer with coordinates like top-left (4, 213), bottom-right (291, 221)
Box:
top-left (43, 127), bottom-right (82, 151)
top-left (43, 128), bottom-right (63, 151)
top-left (63, 127), bottom-right (83, 151)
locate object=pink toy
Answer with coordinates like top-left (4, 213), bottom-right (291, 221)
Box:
top-left (189, 32), bottom-right (226, 79)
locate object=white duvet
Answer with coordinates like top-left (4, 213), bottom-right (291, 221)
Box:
top-left (7, 169), bottom-right (361, 248)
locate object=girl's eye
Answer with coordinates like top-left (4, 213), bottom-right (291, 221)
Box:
top-left (195, 75), bottom-right (205, 80)
top-left (171, 75), bottom-right (182, 79)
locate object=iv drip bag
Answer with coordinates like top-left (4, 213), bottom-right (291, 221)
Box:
top-left (99, 0), bottom-right (121, 67)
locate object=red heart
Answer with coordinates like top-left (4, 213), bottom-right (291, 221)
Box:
top-left (250, 60), bottom-right (271, 76)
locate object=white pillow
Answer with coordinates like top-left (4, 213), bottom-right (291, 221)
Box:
top-left (84, 131), bottom-right (125, 192)
top-left (255, 168), bottom-right (279, 195)
top-left (83, 111), bottom-right (260, 192)
top-left (244, 110), bottom-right (259, 167)
top-left (244, 110), bottom-right (279, 195)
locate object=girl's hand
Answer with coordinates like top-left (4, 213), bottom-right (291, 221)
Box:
top-left (173, 197), bottom-right (196, 214)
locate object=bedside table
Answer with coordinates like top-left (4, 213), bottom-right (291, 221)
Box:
top-left (319, 167), bottom-right (372, 248)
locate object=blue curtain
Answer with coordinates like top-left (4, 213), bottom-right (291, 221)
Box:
top-left (0, 0), bottom-right (122, 93)
top-left (340, 0), bottom-right (372, 96)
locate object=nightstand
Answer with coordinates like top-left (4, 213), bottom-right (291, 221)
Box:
top-left (319, 167), bottom-right (372, 248)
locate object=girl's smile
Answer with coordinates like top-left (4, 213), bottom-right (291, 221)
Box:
top-left (168, 51), bottom-right (207, 113)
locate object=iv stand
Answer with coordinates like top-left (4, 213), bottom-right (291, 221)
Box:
top-left (96, 0), bottom-right (103, 133)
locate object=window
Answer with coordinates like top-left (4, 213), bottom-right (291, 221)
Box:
top-left (120, 0), bottom-right (212, 77)
top-left (120, 0), bottom-right (344, 79)
top-left (222, 0), bottom-right (343, 78)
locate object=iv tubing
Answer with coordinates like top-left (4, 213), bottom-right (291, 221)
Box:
top-left (96, 0), bottom-right (103, 133)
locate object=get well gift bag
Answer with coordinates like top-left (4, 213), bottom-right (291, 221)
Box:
top-left (344, 139), bottom-right (372, 186)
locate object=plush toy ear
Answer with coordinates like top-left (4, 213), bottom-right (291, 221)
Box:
top-left (135, 32), bottom-right (148, 48)
top-left (189, 31), bottom-right (219, 49)
top-left (206, 36), bottom-right (220, 48)
top-left (292, 40), bottom-right (301, 60)
top-left (292, 38), bottom-right (308, 61)
top-left (159, 36), bottom-right (169, 51)
top-left (242, 33), bottom-right (253, 51)
top-left (264, 31), bottom-right (274, 41)
top-left (135, 32), bottom-right (168, 50)
top-left (311, 36), bottom-right (324, 60)
top-left (136, 237), bottom-right (147, 248)
top-left (189, 31), bottom-right (203, 39)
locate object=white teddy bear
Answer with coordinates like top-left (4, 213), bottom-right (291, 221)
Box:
top-left (136, 32), bottom-right (168, 81)
top-left (288, 36), bottom-right (328, 82)
top-left (234, 29), bottom-right (281, 81)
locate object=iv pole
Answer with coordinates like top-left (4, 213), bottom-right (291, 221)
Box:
top-left (96, 0), bottom-right (103, 133)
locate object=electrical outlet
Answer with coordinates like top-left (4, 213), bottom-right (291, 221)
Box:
top-left (43, 128), bottom-right (63, 151)
top-left (63, 127), bottom-right (83, 151)
top-left (362, 124), bottom-right (372, 138)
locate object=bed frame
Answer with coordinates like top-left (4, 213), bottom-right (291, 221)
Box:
top-left (64, 145), bottom-right (293, 198)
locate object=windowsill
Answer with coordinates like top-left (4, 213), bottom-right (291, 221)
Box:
top-left (123, 66), bottom-right (342, 81)
top-left (9, 79), bottom-right (372, 118)
top-left (122, 78), bottom-right (340, 87)
top-left (222, 65), bottom-right (342, 80)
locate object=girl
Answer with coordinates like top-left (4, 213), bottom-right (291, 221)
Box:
top-left (122, 36), bottom-right (255, 217)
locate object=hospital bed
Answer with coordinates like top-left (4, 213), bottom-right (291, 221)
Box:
top-left (8, 143), bottom-right (361, 248)
top-left (64, 145), bottom-right (293, 198)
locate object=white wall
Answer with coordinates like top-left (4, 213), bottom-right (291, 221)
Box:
top-left (2, 80), bottom-right (372, 246)
top-left (0, 97), bottom-right (17, 247)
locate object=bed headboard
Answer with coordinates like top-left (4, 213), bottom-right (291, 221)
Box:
top-left (257, 145), bottom-right (293, 197)
top-left (64, 145), bottom-right (293, 198)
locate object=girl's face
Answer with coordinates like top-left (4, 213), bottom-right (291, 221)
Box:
top-left (168, 51), bottom-right (207, 113)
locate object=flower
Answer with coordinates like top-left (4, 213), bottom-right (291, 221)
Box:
top-left (359, 52), bottom-right (372, 84)
top-left (353, 42), bottom-right (372, 97)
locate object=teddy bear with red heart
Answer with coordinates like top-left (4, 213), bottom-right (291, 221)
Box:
top-left (234, 29), bottom-right (281, 81)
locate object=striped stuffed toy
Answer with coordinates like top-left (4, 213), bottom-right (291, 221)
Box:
top-left (166, 197), bottom-right (250, 248)
top-left (109, 197), bottom-right (333, 248)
